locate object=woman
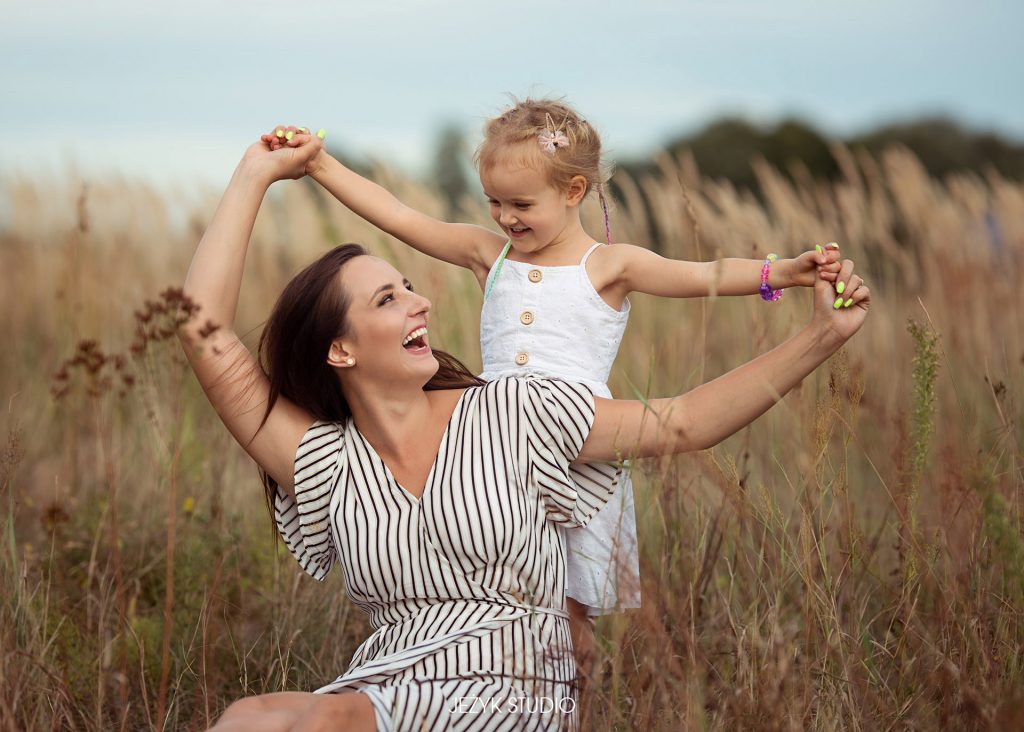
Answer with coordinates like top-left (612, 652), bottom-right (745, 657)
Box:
top-left (181, 131), bottom-right (869, 731)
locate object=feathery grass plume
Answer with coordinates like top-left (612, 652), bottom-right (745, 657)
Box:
top-left (0, 423), bottom-right (23, 500)
top-left (902, 318), bottom-right (940, 588)
top-left (906, 319), bottom-right (940, 488)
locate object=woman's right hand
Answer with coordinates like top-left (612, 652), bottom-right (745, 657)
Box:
top-left (242, 127), bottom-right (324, 184)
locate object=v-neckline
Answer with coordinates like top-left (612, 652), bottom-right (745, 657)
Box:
top-left (351, 388), bottom-right (470, 504)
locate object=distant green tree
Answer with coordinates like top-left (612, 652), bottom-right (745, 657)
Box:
top-left (770, 119), bottom-right (838, 179)
top-left (849, 118), bottom-right (1024, 179)
top-left (663, 117), bottom-right (838, 191)
top-left (677, 117), bottom-right (766, 190)
top-left (432, 124), bottom-right (471, 219)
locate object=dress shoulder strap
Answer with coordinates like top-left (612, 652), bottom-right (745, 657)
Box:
top-left (484, 240), bottom-right (512, 301)
top-left (578, 242), bottom-right (602, 268)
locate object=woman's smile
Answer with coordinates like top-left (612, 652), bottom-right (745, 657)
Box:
top-left (402, 325), bottom-right (431, 355)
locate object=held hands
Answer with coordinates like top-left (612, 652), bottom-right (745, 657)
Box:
top-left (810, 257), bottom-right (870, 347)
top-left (260, 124), bottom-right (326, 152)
top-left (787, 242), bottom-right (843, 288)
top-left (260, 124), bottom-right (327, 176)
top-left (241, 125), bottom-right (326, 184)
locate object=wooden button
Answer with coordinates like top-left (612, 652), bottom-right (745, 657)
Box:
top-left (528, 269), bottom-right (543, 283)
top-left (514, 352), bottom-right (529, 366)
top-left (520, 310), bottom-right (534, 325)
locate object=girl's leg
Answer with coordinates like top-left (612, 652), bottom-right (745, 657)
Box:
top-left (567, 598), bottom-right (597, 685)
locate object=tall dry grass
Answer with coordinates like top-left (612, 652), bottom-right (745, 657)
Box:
top-left (1, 145), bottom-right (1021, 730)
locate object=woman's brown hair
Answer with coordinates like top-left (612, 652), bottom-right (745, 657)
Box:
top-left (255, 243), bottom-right (483, 511)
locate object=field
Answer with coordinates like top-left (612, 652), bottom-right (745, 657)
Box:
top-left (1, 145), bottom-right (1022, 730)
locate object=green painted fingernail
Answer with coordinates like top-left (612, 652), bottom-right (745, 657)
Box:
top-left (298, 127), bottom-right (308, 133)
top-left (844, 298), bottom-right (853, 307)
top-left (828, 242), bottom-right (839, 249)
top-left (834, 296), bottom-right (843, 309)
top-left (275, 129), bottom-right (284, 138)
top-left (316, 128), bottom-right (326, 140)
top-left (836, 281), bottom-right (845, 295)
top-left (815, 244), bottom-right (823, 253)
top-left (285, 131), bottom-right (294, 141)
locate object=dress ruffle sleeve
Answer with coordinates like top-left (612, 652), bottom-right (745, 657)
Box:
top-left (273, 421), bottom-right (344, 580)
top-left (523, 377), bottom-right (618, 528)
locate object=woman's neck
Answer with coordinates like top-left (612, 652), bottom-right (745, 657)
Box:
top-left (342, 381), bottom-right (461, 460)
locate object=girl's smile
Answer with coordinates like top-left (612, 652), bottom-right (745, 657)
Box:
top-left (480, 144), bottom-right (588, 256)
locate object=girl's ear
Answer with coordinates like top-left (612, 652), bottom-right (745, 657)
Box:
top-left (566, 175), bottom-right (588, 206)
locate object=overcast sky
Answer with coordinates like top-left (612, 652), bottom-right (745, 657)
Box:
top-left (4, 0), bottom-right (1022, 186)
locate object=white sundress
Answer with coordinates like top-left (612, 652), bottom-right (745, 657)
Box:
top-left (274, 377), bottom-right (614, 731)
top-left (479, 242), bottom-right (641, 615)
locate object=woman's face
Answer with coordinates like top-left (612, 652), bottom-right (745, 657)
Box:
top-left (334, 255), bottom-right (438, 386)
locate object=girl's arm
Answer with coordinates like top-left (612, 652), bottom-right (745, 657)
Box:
top-left (179, 138), bottom-right (324, 498)
top-left (267, 127), bottom-right (505, 283)
top-left (578, 270), bottom-right (868, 462)
top-left (596, 242), bottom-right (841, 299)
top-left (312, 153), bottom-right (505, 281)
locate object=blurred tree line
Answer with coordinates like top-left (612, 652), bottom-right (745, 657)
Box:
top-left (644, 116), bottom-right (1024, 191)
top-left (417, 116), bottom-right (1024, 213)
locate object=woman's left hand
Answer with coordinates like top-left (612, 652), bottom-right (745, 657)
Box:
top-left (810, 257), bottom-right (870, 347)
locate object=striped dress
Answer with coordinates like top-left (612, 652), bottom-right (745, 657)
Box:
top-left (273, 377), bottom-right (613, 731)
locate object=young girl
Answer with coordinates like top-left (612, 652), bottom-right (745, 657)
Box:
top-left (261, 98), bottom-right (844, 669)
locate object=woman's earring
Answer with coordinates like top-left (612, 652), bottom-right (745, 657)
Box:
top-left (345, 358), bottom-right (355, 366)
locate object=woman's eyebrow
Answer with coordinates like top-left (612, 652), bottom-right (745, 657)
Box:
top-left (368, 283), bottom-right (394, 303)
top-left (367, 280), bottom-right (412, 303)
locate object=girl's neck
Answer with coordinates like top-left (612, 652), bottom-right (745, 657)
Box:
top-left (507, 223), bottom-right (595, 267)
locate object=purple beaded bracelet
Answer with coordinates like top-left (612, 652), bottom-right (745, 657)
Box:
top-left (760, 253), bottom-right (783, 302)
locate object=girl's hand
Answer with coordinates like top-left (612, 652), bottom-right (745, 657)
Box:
top-left (810, 258), bottom-right (869, 347)
top-left (788, 242), bottom-right (842, 287)
top-left (259, 124), bottom-right (326, 177)
top-left (242, 128), bottom-right (324, 184)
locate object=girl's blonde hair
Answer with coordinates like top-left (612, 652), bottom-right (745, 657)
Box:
top-left (475, 97), bottom-right (614, 242)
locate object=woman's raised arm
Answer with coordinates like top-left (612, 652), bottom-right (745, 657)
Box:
top-left (178, 136), bottom-right (324, 496)
top-left (579, 269), bottom-right (870, 462)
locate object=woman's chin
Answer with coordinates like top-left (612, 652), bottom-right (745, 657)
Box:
top-left (422, 352), bottom-right (441, 378)
top-left (406, 349), bottom-right (440, 382)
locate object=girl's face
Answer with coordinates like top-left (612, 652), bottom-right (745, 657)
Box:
top-left (332, 255), bottom-right (438, 387)
top-left (480, 145), bottom-right (583, 253)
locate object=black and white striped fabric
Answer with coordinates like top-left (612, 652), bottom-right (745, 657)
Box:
top-left (273, 377), bottom-right (615, 731)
